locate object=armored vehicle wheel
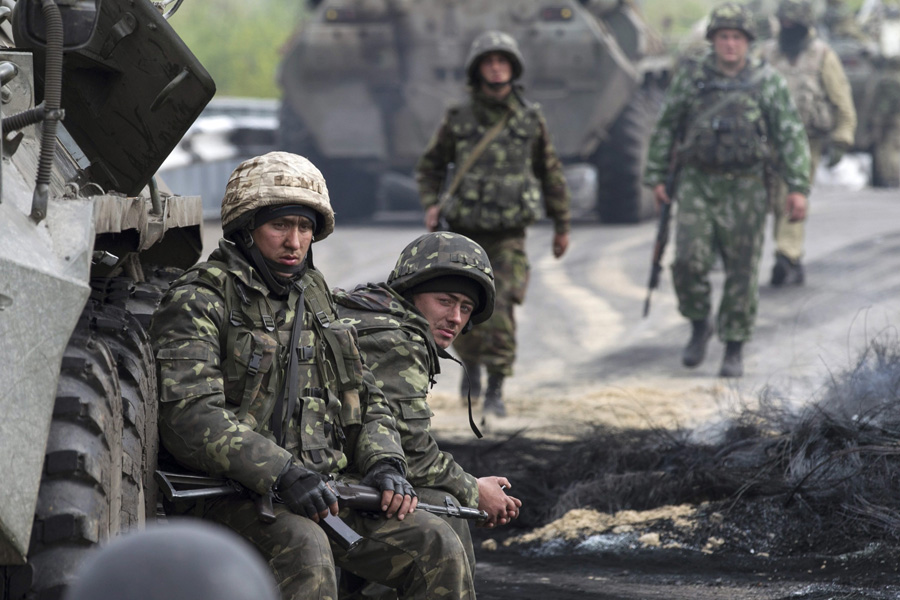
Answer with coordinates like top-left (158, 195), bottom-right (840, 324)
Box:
top-left (593, 86), bottom-right (663, 224)
top-left (1, 322), bottom-right (124, 600)
top-left (872, 138), bottom-right (900, 188)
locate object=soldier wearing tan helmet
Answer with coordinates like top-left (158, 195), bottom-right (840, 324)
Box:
top-left (416, 30), bottom-right (572, 417)
top-left (150, 152), bottom-right (475, 599)
top-left (644, 3), bottom-right (811, 377)
top-left (760, 0), bottom-right (857, 287)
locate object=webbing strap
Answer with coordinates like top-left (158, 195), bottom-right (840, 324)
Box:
top-left (271, 286), bottom-right (305, 447)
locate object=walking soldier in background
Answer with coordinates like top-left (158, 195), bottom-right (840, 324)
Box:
top-left (644, 3), bottom-right (811, 377)
top-left (760, 0), bottom-right (857, 286)
top-left (416, 30), bottom-right (571, 417)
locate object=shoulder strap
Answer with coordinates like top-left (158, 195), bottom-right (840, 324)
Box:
top-left (438, 108), bottom-right (512, 211)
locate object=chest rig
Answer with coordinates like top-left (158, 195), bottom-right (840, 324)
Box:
top-left (209, 262), bottom-right (364, 466)
top-left (680, 63), bottom-right (771, 170)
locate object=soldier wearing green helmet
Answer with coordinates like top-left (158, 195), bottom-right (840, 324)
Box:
top-left (644, 2), bottom-right (811, 377)
top-left (416, 30), bottom-right (572, 417)
top-left (334, 231), bottom-right (522, 585)
top-left (150, 152), bottom-right (475, 599)
top-left (760, 0), bottom-right (857, 287)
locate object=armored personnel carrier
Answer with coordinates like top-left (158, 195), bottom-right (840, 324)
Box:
top-left (0, 0), bottom-right (214, 597)
top-left (277, 0), bottom-right (672, 223)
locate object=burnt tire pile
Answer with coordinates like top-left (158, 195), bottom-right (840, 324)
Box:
top-left (1, 272), bottom-right (177, 600)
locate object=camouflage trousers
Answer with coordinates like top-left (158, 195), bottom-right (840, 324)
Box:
top-left (452, 229), bottom-right (529, 377)
top-left (770, 137), bottom-right (822, 262)
top-left (178, 493), bottom-right (475, 600)
top-left (672, 166), bottom-right (768, 342)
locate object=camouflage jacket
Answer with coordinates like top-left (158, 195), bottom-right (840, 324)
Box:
top-left (760, 34), bottom-right (857, 146)
top-left (645, 52), bottom-right (811, 195)
top-left (333, 283), bottom-right (480, 508)
top-left (416, 88), bottom-right (571, 235)
top-left (151, 240), bottom-right (405, 495)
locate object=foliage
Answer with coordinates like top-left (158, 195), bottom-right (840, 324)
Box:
top-left (167, 0), bottom-right (306, 98)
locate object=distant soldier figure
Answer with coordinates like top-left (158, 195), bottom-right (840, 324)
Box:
top-left (644, 3), bottom-right (811, 377)
top-left (760, 0), bottom-right (857, 286)
top-left (416, 30), bottom-right (571, 416)
top-left (335, 231), bottom-right (522, 583)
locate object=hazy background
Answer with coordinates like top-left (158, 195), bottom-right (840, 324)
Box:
top-left (167, 0), bottom-right (867, 99)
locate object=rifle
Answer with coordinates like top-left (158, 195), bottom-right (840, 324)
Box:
top-left (155, 470), bottom-right (487, 552)
top-left (642, 152), bottom-right (681, 318)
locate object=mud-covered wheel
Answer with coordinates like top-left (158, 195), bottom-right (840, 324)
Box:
top-left (593, 86), bottom-right (663, 223)
top-left (82, 301), bottom-right (157, 530)
top-left (871, 137), bottom-right (900, 188)
top-left (1, 325), bottom-right (124, 600)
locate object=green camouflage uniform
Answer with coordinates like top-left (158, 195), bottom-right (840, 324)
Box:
top-left (416, 89), bottom-right (571, 376)
top-left (864, 65), bottom-right (900, 187)
top-left (151, 240), bottom-right (474, 600)
top-left (644, 51), bottom-right (811, 341)
top-left (334, 283), bottom-right (480, 571)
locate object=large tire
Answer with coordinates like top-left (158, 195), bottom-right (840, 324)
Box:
top-left (1, 323), bottom-right (124, 600)
top-left (593, 86), bottom-right (663, 224)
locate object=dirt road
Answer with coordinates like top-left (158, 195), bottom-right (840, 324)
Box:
top-left (201, 181), bottom-right (900, 597)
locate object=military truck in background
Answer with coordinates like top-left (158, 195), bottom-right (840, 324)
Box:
top-left (0, 0), bottom-right (214, 597)
top-left (277, 0), bottom-right (673, 223)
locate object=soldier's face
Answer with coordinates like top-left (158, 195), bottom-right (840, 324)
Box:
top-left (479, 52), bottom-right (513, 86)
top-left (412, 291), bottom-right (475, 349)
top-left (251, 215), bottom-right (314, 277)
top-left (712, 29), bottom-right (750, 69)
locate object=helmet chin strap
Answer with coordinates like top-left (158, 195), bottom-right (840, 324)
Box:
top-left (484, 79), bottom-right (512, 90)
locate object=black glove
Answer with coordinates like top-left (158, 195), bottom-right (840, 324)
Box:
top-left (276, 464), bottom-right (337, 519)
top-left (827, 142), bottom-right (848, 168)
top-left (360, 460), bottom-right (416, 499)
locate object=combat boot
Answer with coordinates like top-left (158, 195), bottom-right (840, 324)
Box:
top-left (682, 318), bottom-right (713, 368)
top-left (771, 253), bottom-right (804, 287)
top-left (460, 361), bottom-right (482, 406)
top-left (719, 341), bottom-right (744, 378)
top-left (483, 373), bottom-right (506, 417)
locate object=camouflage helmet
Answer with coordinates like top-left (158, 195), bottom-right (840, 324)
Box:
top-left (221, 151), bottom-right (335, 241)
top-left (465, 30), bottom-right (524, 86)
top-left (388, 232), bottom-right (495, 325)
top-left (777, 0), bottom-right (814, 27)
top-left (706, 2), bottom-right (756, 41)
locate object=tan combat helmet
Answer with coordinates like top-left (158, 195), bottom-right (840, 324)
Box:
top-left (388, 232), bottom-right (495, 325)
top-left (777, 0), bottom-right (815, 27)
top-left (221, 151), bottom-right (335, 241)
top-left (706, 2), bottom-right (757, 41)
top-left (465, 30), bottom-right (525, 86)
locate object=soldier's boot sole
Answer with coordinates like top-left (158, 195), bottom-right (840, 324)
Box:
top-left (682, 319), bottom-right (713, 368)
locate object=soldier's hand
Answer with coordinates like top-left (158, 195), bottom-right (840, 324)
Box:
top-left (827, 142), bottom-right (848, 168)
top-left (476, 476), bottom-right (523, 528)
top-left (424, 205), bottom-right (441, 232)
top-left (276, 464), bottom-right (339, 523)
top-left (786, 192), bottom-right (807, 222)
top-left (361, 460), bottom-right (418, 520)
top-left (653, 183), bottom-right (670, 207)
top-left (552, 232), bottom-right (569, 258)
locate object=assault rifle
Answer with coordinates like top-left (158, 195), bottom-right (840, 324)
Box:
top-left (155, 470), bottom-right (487, 552)
top-left (642, 150), bottom-right (681, 318)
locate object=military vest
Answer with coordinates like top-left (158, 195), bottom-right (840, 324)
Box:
top-left (440, 100), bottom-right (542, 233)
top-left (761, 38), bottom-right (834, 136)
top-left (186, 261), bottom-right (365, 472)
top-left (680, 62), bottom-right (771, 170)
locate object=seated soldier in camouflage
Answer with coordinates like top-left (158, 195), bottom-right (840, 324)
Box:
top-left (334, 232), bottom-right (522, 574)
top-left (150, 152), bottom-right (474, 600)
